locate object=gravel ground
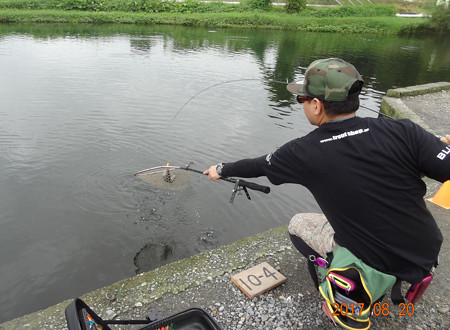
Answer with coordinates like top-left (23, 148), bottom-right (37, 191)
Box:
top-left (127, 243), bottom-right (450, 330)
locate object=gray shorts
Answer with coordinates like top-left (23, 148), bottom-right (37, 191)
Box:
top-left (288, 213), bottom-right (335, 258)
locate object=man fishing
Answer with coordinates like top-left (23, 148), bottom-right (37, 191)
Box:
top-left (204, 58), bottom-right (450, 322)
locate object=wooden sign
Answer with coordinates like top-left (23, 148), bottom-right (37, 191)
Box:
top-left (231, 262), bottom-right (287, 299)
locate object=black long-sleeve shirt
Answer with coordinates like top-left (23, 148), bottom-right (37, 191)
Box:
top-left (222, 117), bottom-right (449, 283)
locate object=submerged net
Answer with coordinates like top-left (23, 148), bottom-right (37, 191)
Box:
top-left (135, 167), bottom-right (191, 191)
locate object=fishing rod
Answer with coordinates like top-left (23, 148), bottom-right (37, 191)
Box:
top-left (360, 104), bottom-right (395, 119)
top-left (134, 161), bottom-right (270, 204)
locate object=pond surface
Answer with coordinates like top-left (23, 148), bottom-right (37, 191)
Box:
top-left (1, 23), bottom-right (449, 322)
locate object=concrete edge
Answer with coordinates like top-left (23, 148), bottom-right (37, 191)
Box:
top-left (380, 96), bottom-right (432, 130)
top-left (385, 82), bottom-right (450, 98)
top-left (380, 82), bottom-right (450, 132)
top-left (0, 225), bottom-right (290, 329)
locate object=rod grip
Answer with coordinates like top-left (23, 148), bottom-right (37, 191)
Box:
top-left (237, 179), bottom-right (271, 194)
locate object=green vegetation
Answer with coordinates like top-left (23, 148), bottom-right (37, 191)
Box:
top-left (429, 3), bottom-right (450, 32)
top-left (0, 0), bottom-right (448, 33)
top-left (285, 0), bottom-right (307, 14)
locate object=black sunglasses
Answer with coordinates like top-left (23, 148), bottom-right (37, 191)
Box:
top-left (296, 95), bottom-right (313, 103)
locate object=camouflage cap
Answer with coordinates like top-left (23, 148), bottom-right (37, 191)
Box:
top-left (287, 58), bottom-right (363, 101)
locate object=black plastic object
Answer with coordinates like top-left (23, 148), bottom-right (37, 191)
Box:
top-left (65, 297), bottom-right (223, 330)
top-left (140, 308), bottom-right (222, 330)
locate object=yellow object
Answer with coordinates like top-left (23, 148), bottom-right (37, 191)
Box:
top-left (428, 180), bottom-right (450, 209)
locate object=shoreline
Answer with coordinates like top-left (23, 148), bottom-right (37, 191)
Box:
top-left (0, 9), bottom-right (431, 34)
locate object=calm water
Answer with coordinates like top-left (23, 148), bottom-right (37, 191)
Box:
top-left (1, 23), bottom-right (449, 322)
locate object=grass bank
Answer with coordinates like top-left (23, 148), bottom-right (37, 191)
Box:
top-left (0, 0), bottom-right (445, 34)
top-left (0, 9), bottom-right (430, 34)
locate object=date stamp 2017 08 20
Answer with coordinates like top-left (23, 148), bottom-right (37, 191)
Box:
top-left (331, 302), bottom-right (415, 317)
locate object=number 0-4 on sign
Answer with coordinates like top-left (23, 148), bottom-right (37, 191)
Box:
top-left (231, 262), bottom-right (287, 298)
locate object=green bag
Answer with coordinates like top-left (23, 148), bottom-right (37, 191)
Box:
top-left (317, 245), bottom-right (397, 329)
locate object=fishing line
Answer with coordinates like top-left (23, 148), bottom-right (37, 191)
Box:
top-left (172, 78), bottom-right (288, 119)
top-left (172, 78), bottom-right (390, 120)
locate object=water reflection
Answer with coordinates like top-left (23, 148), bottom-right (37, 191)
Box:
top-left (0, 23), bottom-right (449, 322)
